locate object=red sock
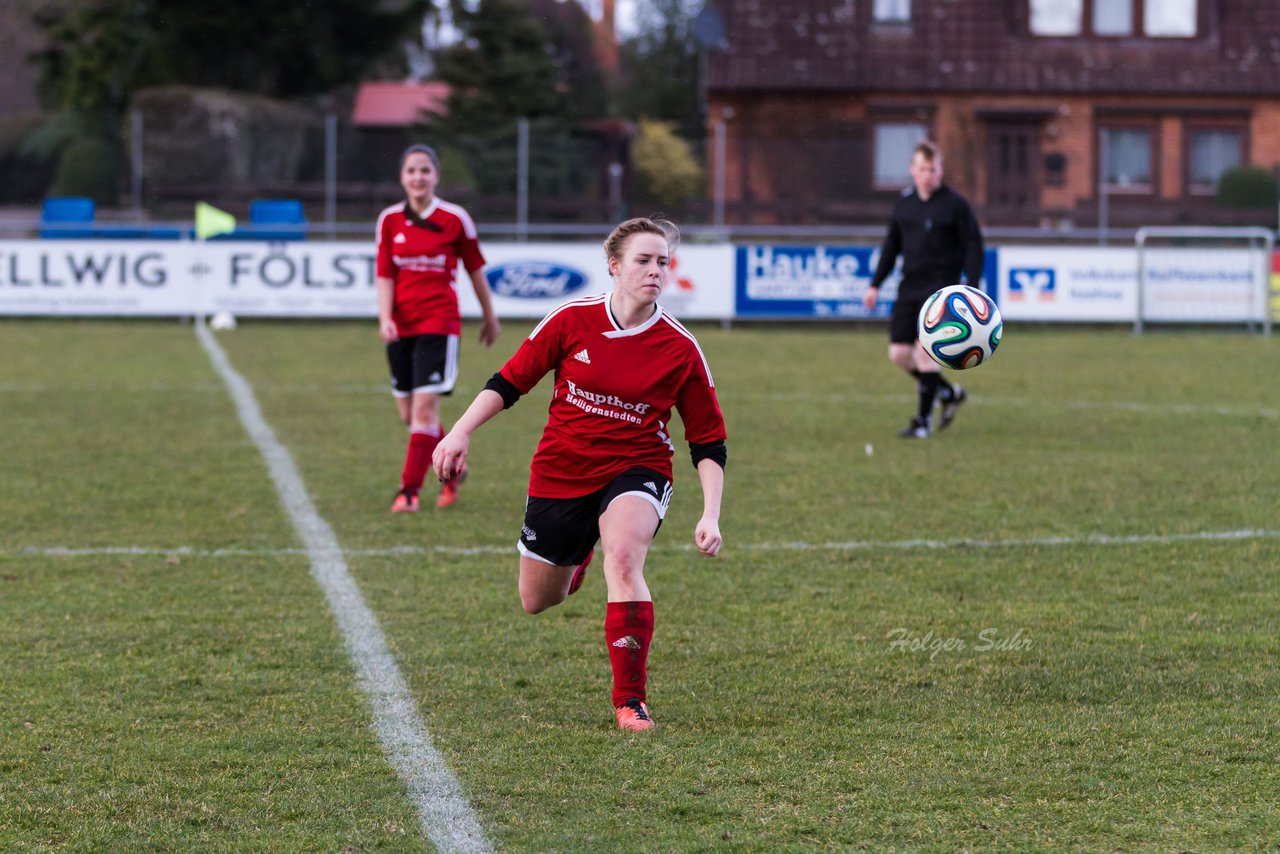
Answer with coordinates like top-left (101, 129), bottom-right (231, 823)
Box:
top-left (605, 600), bottom-right (654, 707)
top-left (400, 425), bottom-right (442, 494)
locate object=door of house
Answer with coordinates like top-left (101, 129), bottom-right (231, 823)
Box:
top-left (985, 122), bottom-right (1041, 223)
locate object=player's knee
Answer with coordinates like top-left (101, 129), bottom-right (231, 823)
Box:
top-left (521, 595), bottom-right (555, 615)
top-left (520, 586), bottom-right (566, 614)
top-left (603, 550), bottom-right (647, 585)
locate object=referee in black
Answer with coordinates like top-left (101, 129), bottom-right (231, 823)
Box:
top-left (863, 140), bottom-right (985, 438)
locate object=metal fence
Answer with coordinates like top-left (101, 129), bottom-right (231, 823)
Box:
top-left (6, 104), bottom-right (1277, 243)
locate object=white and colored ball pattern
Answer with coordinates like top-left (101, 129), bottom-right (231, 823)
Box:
top-left (917, 284), bottom-right (1002, 370)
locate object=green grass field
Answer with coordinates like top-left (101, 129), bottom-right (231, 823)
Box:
top-left (2, 317), bottom-right (1278, 852)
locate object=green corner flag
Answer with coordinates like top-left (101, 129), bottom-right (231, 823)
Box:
top-left (194, 202), bottom-right (236, 240)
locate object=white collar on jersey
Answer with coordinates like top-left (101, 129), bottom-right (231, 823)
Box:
top-left (603, 297), bottom-right (664, 338)
top-left (405, 197), bottom-right (440, 222)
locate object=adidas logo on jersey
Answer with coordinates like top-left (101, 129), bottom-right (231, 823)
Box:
top-left (611, 635), bottom-right (642, 650)
top-left (573, 349), bottom-right (591, 364)
top-left (393, 233), bottom-right (407, 244)
top-left (643, 481), bottom-right (658, 494)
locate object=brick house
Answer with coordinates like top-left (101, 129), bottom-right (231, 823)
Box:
top-left (0, 2), bottom-right (41, 116)
top-left (703, 0), bottom-right (1280, 227)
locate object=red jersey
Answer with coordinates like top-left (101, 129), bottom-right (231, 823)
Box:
top-left (500, 293), bottom-right (727, 498)
top-left (375, 198), bottom-right (485, 337)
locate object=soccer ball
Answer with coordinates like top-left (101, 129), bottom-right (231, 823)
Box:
top-left (917, 284), bottom-right (1002, 370)
top-left (209, 311), bottom-right (237, 331)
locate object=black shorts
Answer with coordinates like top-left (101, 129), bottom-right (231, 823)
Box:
top-left (889, 291), bottom-right (932, 344)
top-left (518, 467), bottom-right (673, 567)
top-left (386, 334), bottom-right (458, 397)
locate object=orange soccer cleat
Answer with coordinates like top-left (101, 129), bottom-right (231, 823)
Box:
top-left (567, 548), bottom-right (594, 596)
top-left (390, 490), bottom-right (419, 513)
top-left (614, 698), bottom-right (655, 732)
top-left (436, 465), bottom-right (469, 508)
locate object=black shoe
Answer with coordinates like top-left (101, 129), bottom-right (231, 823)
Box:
top-left (898, 416), bottom-right (931, 439)
top-left (939, 386), bottom-right (966, 430)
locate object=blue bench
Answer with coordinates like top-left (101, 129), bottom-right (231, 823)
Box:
top-left (40, 196), bottom-right (306, 241)
top-left (40, 197), bottom-right (97, 238)
top-left (40, 197), bottom-right (183, 240)
top-left (210, 199), bottom-right (308, 241)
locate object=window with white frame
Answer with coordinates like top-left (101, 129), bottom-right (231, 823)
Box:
top-left (1101, 127), bottom-right (1152, 189)
top-left (1093, 2), bottom-right (1132, 35)
top-left (1145, 0), bottom-right (1196, 36)
top-left (874, 123), bottom-right (927, 187)
top-left (1030, 0), bottom-right (1197, 37)
top-left (873, 0), bottom-right (911, 24)
top-left (1030, 0), bottom-right (1082, 35)
top-left (1188, 129), bottom-right (1241, 191)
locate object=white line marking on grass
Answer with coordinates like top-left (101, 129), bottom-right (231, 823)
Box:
top-left (733, 528), bottom-right (1280, 552)
top-left (13, 528), bottom-right (1279, 560)
top-left (724, 391), bottom-right (1280, 419)
top-left (999, 396), bottom-right (1279, 420)
top-left (193, 321), bottom-right (492, 854)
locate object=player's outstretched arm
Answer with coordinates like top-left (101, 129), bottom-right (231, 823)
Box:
top-left (693, 457), bottom-right (724, 557)
top-left (432, 389), bottom-right (505, 482)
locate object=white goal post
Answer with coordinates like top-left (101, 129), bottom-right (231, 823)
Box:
top-left (1134, 227), bottom-right (1274, 335)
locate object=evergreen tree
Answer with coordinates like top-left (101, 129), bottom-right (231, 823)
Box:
top-left (30, 0), bottom-right (427, 203)
top-left (33, 0), bottom-right (429, 115)
top-left (429, 0), bottom-right (582, 199)
top-left (616, 0), bottom-right (703, 136)
top-left (531, 0), bottom-right (610, 121)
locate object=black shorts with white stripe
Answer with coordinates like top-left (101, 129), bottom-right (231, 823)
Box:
top-left (518, 467), bottom-right (672, 567)
top-left (386, 333), bottom-right (459, 396)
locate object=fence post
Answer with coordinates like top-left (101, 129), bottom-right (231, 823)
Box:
top-left (713, 109), bottom-right (732, 229)
top-left (130, 109), bottom-right (144, 217)
top-left (517, 118), bottom-right (529, 242)
top-left (1098, 129), bottom-right (1109, 247)
top-left (608, 162), bottom-right (624, 222)
top-left (325, 113), bottom-right (337, 239)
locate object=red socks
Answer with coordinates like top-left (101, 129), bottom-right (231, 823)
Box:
top-left (400, 424), bottom-right (442, 495)
top-left (605, 600), bottom-right (654, 707)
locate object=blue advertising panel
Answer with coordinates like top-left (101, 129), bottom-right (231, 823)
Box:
top-left (734, 245), bottom-right (999, 318)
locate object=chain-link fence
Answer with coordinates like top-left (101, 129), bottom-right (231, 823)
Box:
top-left (0, 89), bottom-right (716, 236)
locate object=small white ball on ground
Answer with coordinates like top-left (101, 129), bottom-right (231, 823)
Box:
top-left (209, 311), bottom-right (237, 331)
top-left (865, 443), bottom-right (874, 457)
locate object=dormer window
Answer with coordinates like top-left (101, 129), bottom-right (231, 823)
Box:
top-left (1030, 0), bottom-right (1197, 38)
top-left (873, 0), bottom-right (911, 25)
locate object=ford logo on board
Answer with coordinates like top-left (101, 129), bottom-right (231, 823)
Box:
top-left (487, 262), bottom-right (589, 299)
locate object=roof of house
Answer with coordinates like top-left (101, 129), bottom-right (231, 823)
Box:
top-left (352, 81), bottom-right (450, 127)
top-left (705, 0), bottom-right (1280, 96)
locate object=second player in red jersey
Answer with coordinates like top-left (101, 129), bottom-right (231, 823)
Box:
top-left (376, 144), bottom-right (499, 513)
top-left (433, 217), bottom-right (727, 732)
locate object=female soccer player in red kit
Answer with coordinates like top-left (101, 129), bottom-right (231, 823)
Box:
top-left (433, 217), bottom-right (727, 731)
top-left (376, 144), bottom-right (500, 512)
